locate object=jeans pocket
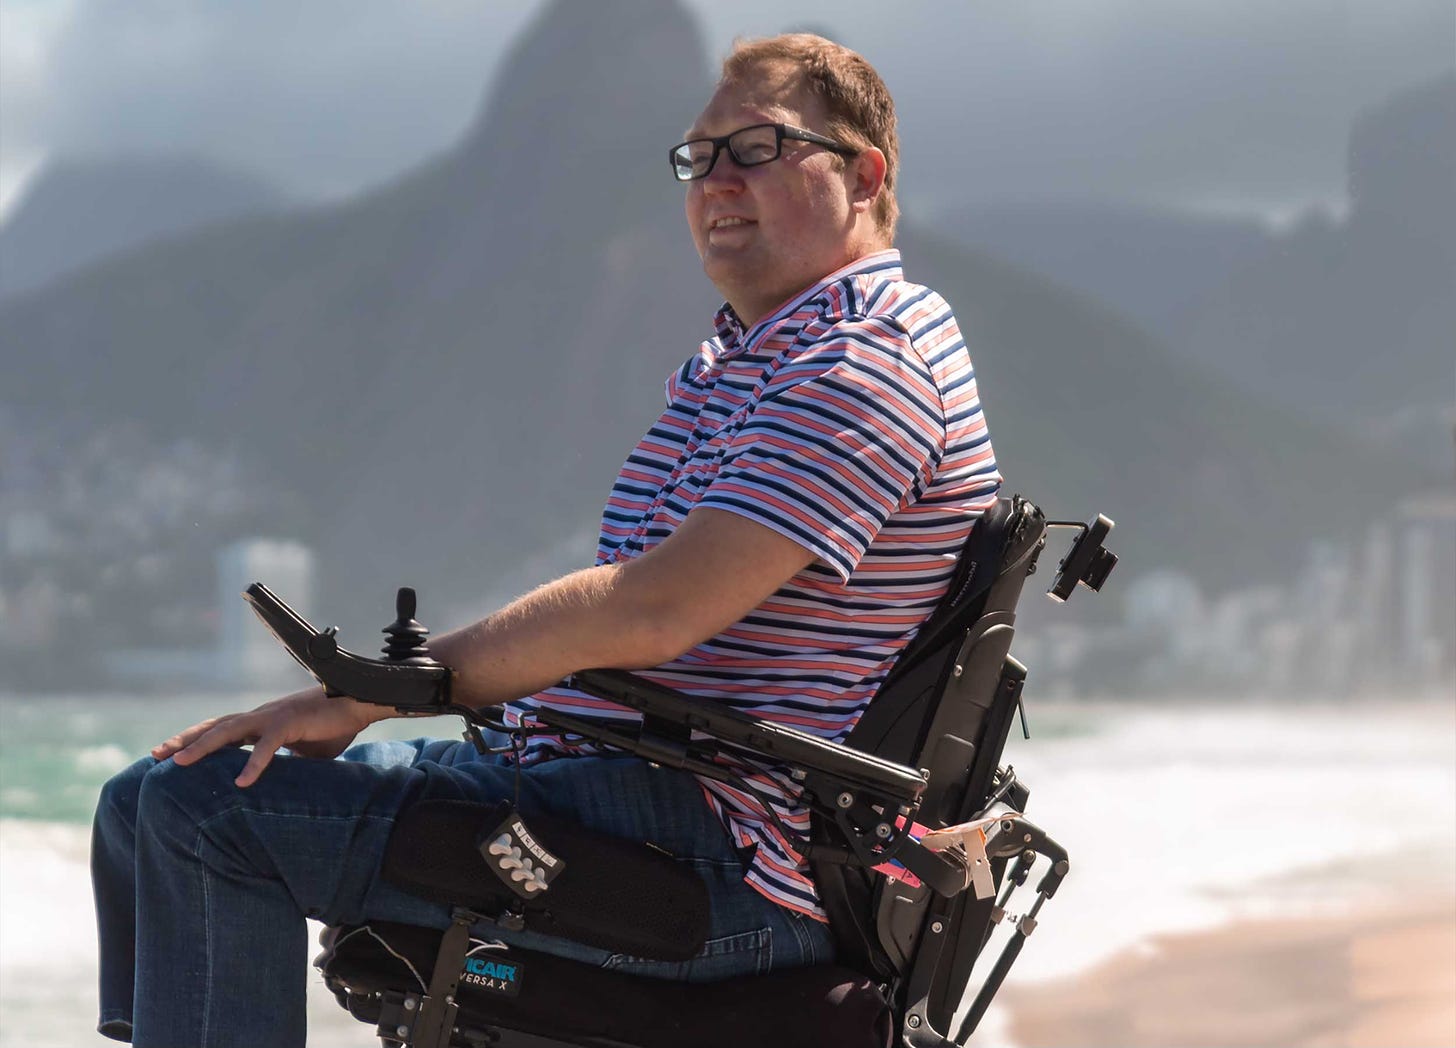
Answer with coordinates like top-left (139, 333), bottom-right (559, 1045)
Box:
top-left (602, 926), bottom-right (772, 981)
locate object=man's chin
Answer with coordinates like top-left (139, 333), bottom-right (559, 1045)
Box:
top-left (702, 252), bottom-right (758, 293)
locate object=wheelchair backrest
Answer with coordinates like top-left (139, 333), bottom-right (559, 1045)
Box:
top-left (811, 496), bottom-right (1047, 995)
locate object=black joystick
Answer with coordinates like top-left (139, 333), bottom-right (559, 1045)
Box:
top-left (381, 587), bottom-right (437, 665)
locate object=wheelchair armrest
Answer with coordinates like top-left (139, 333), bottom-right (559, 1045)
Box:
top-left (570, 668), bottom-right (928, 808)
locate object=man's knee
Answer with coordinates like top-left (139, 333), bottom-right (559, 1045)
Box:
top-left (132, 749), bottom-right (251, 829)
top-left (94, 755), bottom-right (159, 831)
top-left (139, 751), bottom-right (247, 797)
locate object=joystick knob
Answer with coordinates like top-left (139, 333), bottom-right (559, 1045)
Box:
top-left (381, 587), bottom-right (437, 665)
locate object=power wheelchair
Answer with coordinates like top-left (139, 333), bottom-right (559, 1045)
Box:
top-left (244, 495), bottom-right (1116, 1047)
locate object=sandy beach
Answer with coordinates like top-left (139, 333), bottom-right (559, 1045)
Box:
top-left (1002, 896), bottom-right (1456, 1048)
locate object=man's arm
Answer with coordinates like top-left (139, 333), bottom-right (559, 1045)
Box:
top-left (155, 508), bottom-right (815, 786)
top-left (432, 507), bottom-right (815, 707)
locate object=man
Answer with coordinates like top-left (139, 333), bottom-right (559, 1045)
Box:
top-left (92, 34), bottom-right (1000, 1046)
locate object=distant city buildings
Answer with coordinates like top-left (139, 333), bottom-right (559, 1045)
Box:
top-left (1021, 496), bottom-right (1455, 700)
top-left (217, 539), bottom-right (315, 687)
top-left (91, 539), bottom-right (316, 689)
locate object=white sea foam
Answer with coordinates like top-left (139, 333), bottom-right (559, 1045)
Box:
top-left (72, 744), bottom-right (131, 776)
top-left (0, 787), bottom-right (40, 812)
top-left (985, 698), bottom-right (1456, 987)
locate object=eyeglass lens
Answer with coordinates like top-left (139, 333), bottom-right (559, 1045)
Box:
top-left (672, 125), bottom-right (781, 181)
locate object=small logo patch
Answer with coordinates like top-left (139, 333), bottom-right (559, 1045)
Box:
top-left (479, 810), bottom-right (566, 899)
top-left (460, 954), bottom-right (524, 997)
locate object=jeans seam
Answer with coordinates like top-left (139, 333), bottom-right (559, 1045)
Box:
top-left (194, 808), bottom-right (395, 829)
top-left (790, 912), bottom-right (814, 962)
top-left (194, 825), bottom-right (213, 1048)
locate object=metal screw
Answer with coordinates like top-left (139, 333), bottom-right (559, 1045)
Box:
top-left (837, 791), bottom-right (854, 809)
top-left (403, 999), bottom-right (416, 1011)
top-left (875, 822), bottom-right (892, 839)
top-left (953, 664), bottom-right (963, 678)
top-left (397, 1026), bottom-right (410, 1038)
top-left (908, 1015), bottom-right (923, 1029)
top-left (931, 921), bottom-right (944, 934)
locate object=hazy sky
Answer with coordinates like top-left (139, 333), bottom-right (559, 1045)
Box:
top-left (2, 0), bottom-right (1452, 223)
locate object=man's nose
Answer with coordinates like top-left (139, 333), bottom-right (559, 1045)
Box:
top-left (701, 155), bottom-right (745, 194)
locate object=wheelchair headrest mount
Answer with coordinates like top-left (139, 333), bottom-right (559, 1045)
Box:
top-left (1044, 513), bottom-right (1117, 602)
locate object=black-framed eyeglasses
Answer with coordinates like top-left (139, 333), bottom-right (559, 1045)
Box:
top-left (668, 123), bottom-right (858, 182)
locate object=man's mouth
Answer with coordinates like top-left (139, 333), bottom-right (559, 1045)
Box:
top-left (709, 217), bottom-right (753, 231)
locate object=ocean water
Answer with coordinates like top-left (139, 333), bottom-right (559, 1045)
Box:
top-left (1, 691), bottom-right (1452, 1046)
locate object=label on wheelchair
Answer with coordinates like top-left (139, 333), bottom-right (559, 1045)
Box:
top-left (459, 949), bottom-right (525, 998)
top-left (478, 810), bottom-right (566, 899)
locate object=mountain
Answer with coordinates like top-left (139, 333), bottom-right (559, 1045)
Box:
top-left (0, 154), bottom-right (288, 299)
top-left (0, 0), bottom-right (1422, 666)
top-left (896, 227), bottom-right (1415, 588)
top-left (941, 202), bottom-right (1272, 349)
top-left (941, 74), bottom-right (1455, 471)
top-left (0, 0), bottom-right (713, 642)
top-left (1177, 74), bottom-right (1455, 442)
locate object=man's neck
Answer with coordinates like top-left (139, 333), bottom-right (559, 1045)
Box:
top-left (728, 243), bottom-right (895, 328)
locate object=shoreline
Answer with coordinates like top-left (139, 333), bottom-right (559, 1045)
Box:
top-left (1000, 894), bottom-right (1456, 1048)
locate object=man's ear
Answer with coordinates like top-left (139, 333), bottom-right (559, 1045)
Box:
top-left (848, 147), bottom-right (888, 215)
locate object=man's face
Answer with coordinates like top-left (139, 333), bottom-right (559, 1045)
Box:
top-left (684, 63), bottom-right (871, 326)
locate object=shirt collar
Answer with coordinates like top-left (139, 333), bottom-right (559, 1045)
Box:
top-left (709, 249), bottom-right (904, 362)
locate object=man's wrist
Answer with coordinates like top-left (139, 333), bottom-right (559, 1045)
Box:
top-left (346, 695), bottom-right (401, 725)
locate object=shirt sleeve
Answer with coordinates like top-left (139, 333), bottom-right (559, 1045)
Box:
top-left (697, 316), bottom-right (947, 581)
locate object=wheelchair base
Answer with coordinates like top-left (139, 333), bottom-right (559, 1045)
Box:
top-left (318, 920), bottom-right (894, 1048)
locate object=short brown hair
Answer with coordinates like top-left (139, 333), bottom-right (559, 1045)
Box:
top-left (722, 34), bottom-right (900, 239)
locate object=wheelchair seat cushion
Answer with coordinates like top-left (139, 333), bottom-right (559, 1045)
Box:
top-left (319, 921), bottom-right (893, 1048)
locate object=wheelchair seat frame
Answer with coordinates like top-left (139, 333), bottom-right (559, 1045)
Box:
top-left (243, 494), bottom-right (1116, 1047)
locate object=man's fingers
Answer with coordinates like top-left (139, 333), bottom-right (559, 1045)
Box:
top-left (234, 736), bottom-right (283, 789)
top-left (148, 690), bottom-right (357, 785)
top-left (152, 718), bottom-right (221, 759)
top-left (172, 717), bottom-right (258, 766)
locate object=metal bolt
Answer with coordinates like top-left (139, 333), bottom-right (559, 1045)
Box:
top-left (907, 1015), bottom-right (923, 1029)
top-left (875, 822), bottom-right (892, 839)
top-left (837, 791), bottom-right (854, 809)
top-left (931, 921), bottom-right (944, 934)
top-left (953, 664), bottom-right (963, 678)
top-left (403, 998), bottom-right (416, 1011)
top-left (397, 1026), bottom-right (411, 1038)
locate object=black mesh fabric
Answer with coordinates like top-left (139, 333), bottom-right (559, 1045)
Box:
top-left (319, 921), bottom-right (893, 1048)
top-left (382, 799), bottom-right (709, 961)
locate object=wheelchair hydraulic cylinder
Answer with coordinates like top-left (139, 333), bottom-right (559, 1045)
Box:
top-left (955, 891), bottom-right (1049, 1044)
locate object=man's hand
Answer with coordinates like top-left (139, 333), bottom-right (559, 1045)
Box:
top-left (151, 688), bottom-right (391, 788)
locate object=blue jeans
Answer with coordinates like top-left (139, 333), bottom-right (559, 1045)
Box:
top-left (91, 737), bottom-right (834, 1047)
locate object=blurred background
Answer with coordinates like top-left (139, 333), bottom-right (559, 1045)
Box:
top-left (0, 1), bottom-right (1452, 1045)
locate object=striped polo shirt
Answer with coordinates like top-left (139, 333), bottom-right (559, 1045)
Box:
top-left (504, 249), bottom-right (1001, 917)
